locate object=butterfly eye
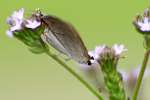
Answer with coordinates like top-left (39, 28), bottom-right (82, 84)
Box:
top-left (87, 60), bottom-right (92, 65)
top-left (90, 56), bottom-right (94, 60)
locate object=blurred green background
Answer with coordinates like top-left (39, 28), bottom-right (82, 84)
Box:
top-left (0, 0), bottom-right (150, 100)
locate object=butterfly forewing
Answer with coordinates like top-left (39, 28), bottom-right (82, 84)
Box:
top-left (41, 28), bottom-right (69, 56)
top-left (41, 15), bottom-right (91, 64)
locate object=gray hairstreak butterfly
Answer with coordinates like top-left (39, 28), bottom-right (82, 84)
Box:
top-left (34, 11), bottom-right (93, 65)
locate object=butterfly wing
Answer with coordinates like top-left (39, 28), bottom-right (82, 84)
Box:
top-left (41, 28), bottom-right (69, 56)
top-left (41, 15), bottom-right (90, 64)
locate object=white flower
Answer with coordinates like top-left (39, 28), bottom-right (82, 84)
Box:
top-left (9, 18), bottom-right (23, 31)
top-left (94, 45), bottom-right (106, 59)
top-left (12, 8), bottom-right (24, 20)
top-left (136, 17), bottom-right (150, 32)
top-left (6, 8), bottom-right (24, 37)
top-left (90, 44), bottom-right (126, 60)
top-left (134, 8), bottom-right (150, 32)
top-left (83, 44), bottom-right (126, 63)
top-left (112, 44), bottom-right (127, 56)
top-left (25, 19), bottom-right (41, 29)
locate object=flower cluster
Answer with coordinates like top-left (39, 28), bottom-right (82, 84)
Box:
top-left (133, 7), bottom-right (150, 33)
top-left (80, 44), bottom-right (127, 68)
top-left (89, 44), bottom-right (127, 64)
top-left (6, 8), bottom-right (41, 37)
top-left (6, 8), bottom-right (48, 54)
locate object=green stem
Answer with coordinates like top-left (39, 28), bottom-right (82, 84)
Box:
top-left (132, 50), bottom-right (150, 100)
top-left (45, 51), bottom-right (103, 100)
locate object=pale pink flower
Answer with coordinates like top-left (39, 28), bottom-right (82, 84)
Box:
top-left (6, 8), bottom-right (24, 37)
top-left (133, 8), bottom-right (150, 32)
top-left (6, 30), bottom-right (13, 38)
top-left (112, 44), bottom-right (127, 56)
top-left (25, 19), bottom-right (41, 29)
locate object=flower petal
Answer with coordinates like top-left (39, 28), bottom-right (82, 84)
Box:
top-left (6, 8), bottom-right (24, 33)
top-left (94, 45), bottom-right (106, 59)
top-left (25, 19), bottom-right (41, 29)
top-left (12, 8), bottom-right (24, 20)
top-left (6, 30), bottom-right (13, 38)
top-left (112, 44), bottom-right (127, 56)
top-left (133, 8), bottom-right (150, 32)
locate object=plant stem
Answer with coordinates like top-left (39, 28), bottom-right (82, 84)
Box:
top-left (45, 51), bottom-right (103, 100)
top-left (132, 50), bottom-right (150, 100)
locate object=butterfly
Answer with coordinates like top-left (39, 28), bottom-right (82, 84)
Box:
top-left (34, 11), bottom-right (93, 65)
